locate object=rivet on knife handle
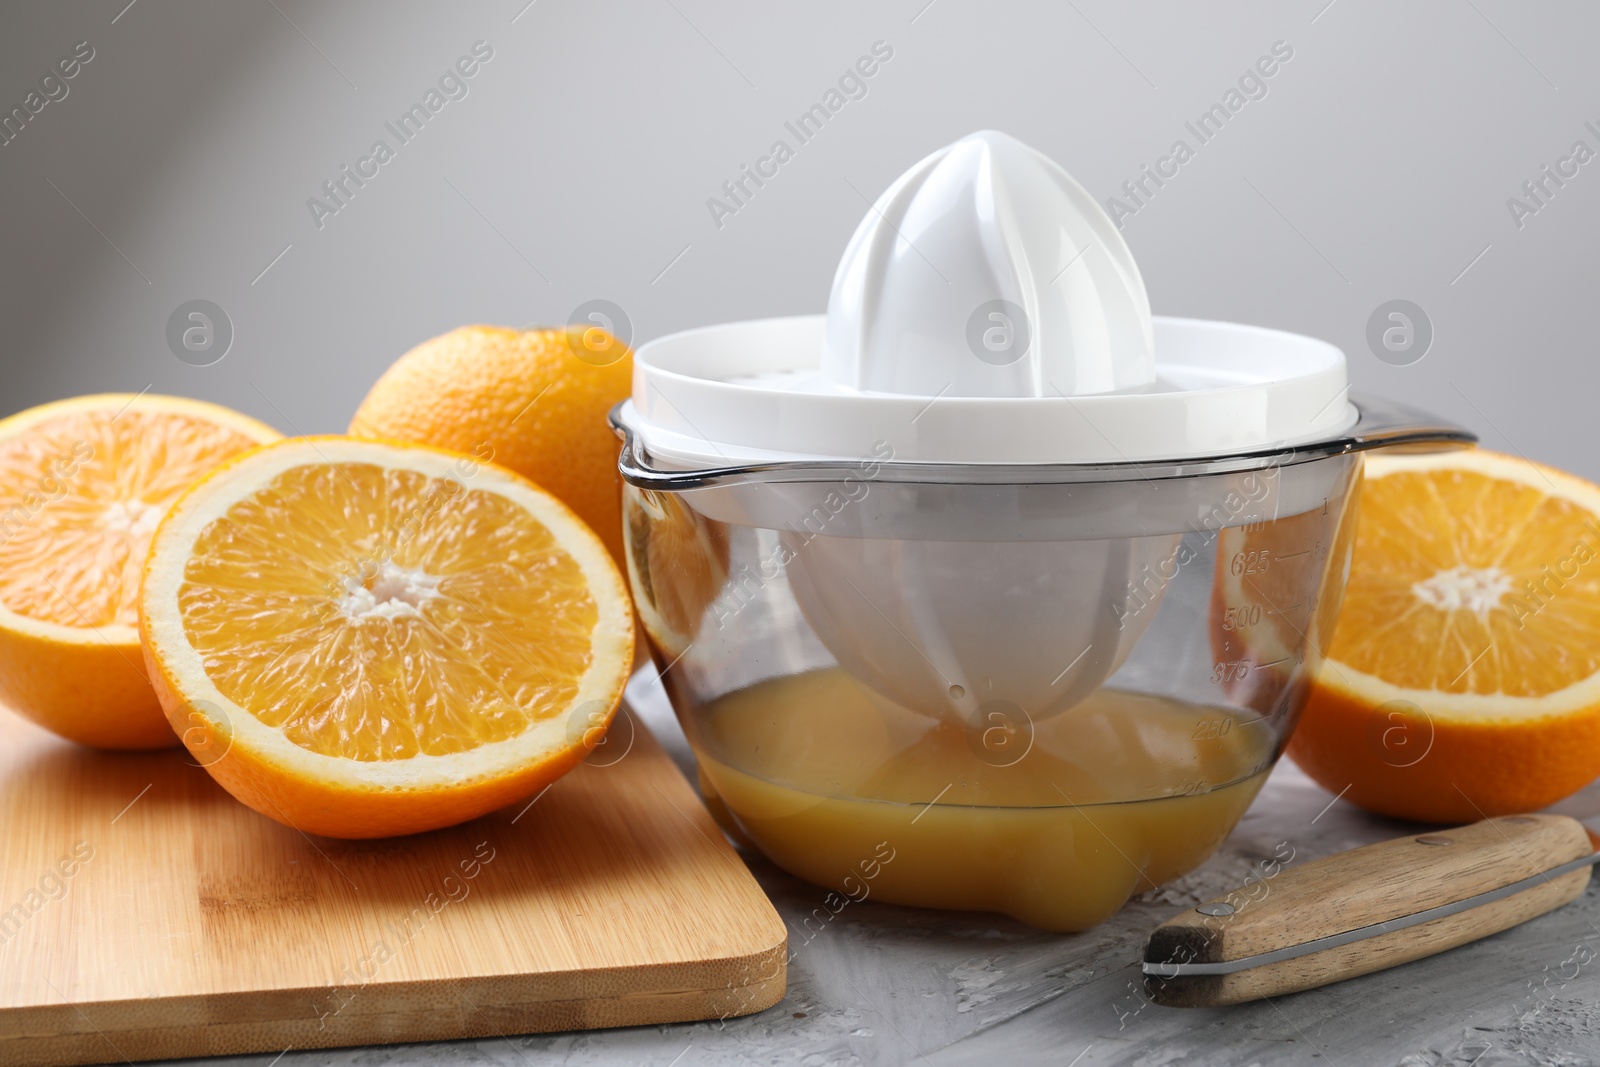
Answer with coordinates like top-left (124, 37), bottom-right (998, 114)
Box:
top-left (1143, 814), bottom-right (1596, 1007)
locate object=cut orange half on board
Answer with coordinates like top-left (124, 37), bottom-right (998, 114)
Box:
top-left (139, 437), bottom-right (635, 838)
top-left (0, 394), bottom-right (280, 748)
top-left (1288, 448), bottom-right (1600, 822)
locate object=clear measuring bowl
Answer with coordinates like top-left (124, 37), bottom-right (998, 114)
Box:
top-left (614, 396), bottom-right (1472, 933)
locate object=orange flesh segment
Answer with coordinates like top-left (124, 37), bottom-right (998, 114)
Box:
top-left (1329, 467), bottom-right (1600, 697)
top-left (0, 409), bottom-right (261, 629)
top-left (176, 462), bottom-right (599, 761)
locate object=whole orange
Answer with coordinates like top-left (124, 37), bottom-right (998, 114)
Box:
top-left (349, 325), bottom-right (632, 565)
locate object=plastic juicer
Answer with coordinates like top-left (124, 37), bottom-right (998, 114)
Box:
top-left (612, 131), bottom-right (1474, 931)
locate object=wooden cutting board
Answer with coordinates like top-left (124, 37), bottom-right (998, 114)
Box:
top-left (0, 701), bottom-right (787, 1067)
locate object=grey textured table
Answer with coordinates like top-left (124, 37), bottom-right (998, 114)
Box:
top-left (147, 671), bottom-right (1600, 1067)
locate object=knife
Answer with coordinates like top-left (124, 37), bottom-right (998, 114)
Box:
top-left (1142, 813), bottom-right (1598, 1007)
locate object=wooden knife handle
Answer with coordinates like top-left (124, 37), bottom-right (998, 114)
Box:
top-left (1145, 814), bottom-right (1594, 1007)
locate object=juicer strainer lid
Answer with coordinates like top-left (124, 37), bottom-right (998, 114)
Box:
top-left (622, 130), bottom-right (1355, 467)
top-left (622, 314), bottom-right (1354, 466)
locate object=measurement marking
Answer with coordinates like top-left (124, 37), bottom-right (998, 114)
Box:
top-left (651, 242), bottom-right (692, 285)
top-left (1311, 783), bottom-right (1351, 824)
top-left (1260, 656), bottom-right (1293, 669)
top-left (1246, 573), bottom-right (1355, 694)
top-left (1266, 603), bottom-right (1305, 616)
top-left (910, 0), bottom-right (939, 22)
top-left (511, 0), bottom-right (539, 23)
top-left (1051, 644), bottom-right (1094, 686)
top-left (911, 782), bottom-right (953, 824)
top-left (1451, 243), bottom-right (1493, 286)
top-left (1275, 550), bottom-right (1311, 560)
top-left (1310, 0), bottom-right (1339, 23)
top-left (111, 0), bottom-right (139, 23)
top-left (251, 243), bottom-right (293, 285)
top-left (110, 783), bottom-right (152, 824)
top-left (510, 783), bottom-right (554, 824)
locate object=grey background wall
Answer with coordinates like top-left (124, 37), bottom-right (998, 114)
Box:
top-left (0, 1), bottom-right (1594, 474)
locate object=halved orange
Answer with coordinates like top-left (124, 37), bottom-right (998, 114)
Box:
top-left (0, 394), bottom-right (280, 748)
top-left (1287, 448), bottom-right (1600, 822)
top-left (139, 437), bottom-right (634, 838)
